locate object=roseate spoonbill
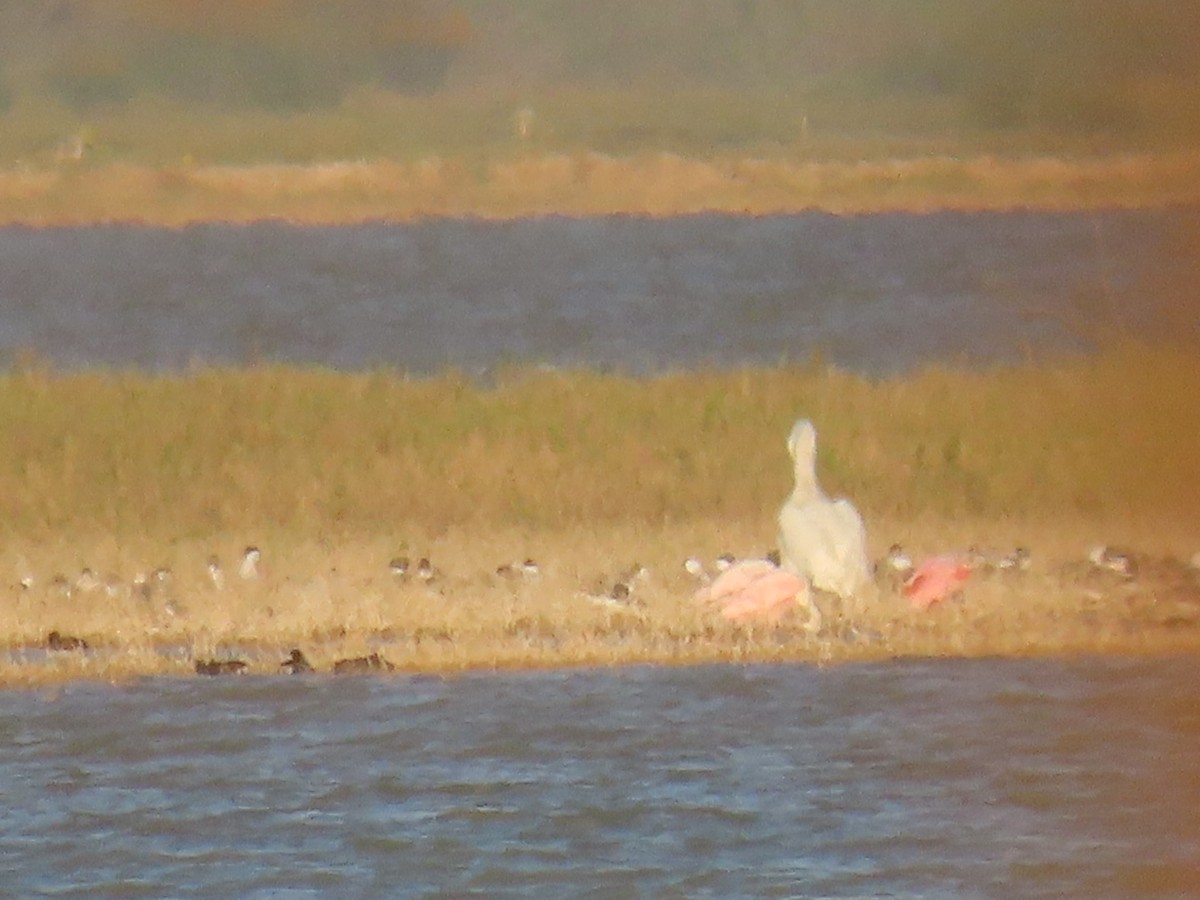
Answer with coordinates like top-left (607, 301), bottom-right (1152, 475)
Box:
top-left (777, 419), bottom-right (872, 600)
top-left (693, 559), bottom-right (815, 627)
top-left (903, 555), bottom-right (973, 610)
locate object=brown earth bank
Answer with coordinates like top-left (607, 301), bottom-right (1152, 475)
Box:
top-left (2, 151), bottom-right (1200, 226)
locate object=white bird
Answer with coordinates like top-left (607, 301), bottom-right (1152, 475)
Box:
top-left (683, 557), bottom-right (708, 582)
top-left (997, 547), bottom-right (1032, 572)
top-left (777, 419), bottom-right (872, 602)
top-left (239, 547), bottom-right (261, 580)
top-left (207, 556), bottom-right (225, 591)
top-left (1087, 544), bottom-right (1135, 577)
top-left (882, 543), bottom-right (914, 576)
top-left (496, 558), bottom-right (541, 581)
top-left (75, 568), bottom-right (102, 595)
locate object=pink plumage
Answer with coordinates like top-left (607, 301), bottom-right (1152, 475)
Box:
top-left (903, 555), bottom-right (973, 610)
top-left (694, 560), bottom-right (809, 623)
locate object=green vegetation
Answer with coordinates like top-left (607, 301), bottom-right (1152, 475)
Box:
top-left (1, 344), bottom-right (1195, 542)
top-left (1, 345), bottom-right (1197, 685)
top-left (1, 2), bottom-right (1198, 166)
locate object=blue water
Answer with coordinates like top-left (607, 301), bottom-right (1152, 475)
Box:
top-left (4, 209), bottom-right (1199, 895)
top-left (2, 207), bottom-right (1197, 374)
top-left (4, 658), bottom-right (1198, 896)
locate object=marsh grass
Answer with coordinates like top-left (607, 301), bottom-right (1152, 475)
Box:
top-left (1, 150), bottom-right (1198, 226)
top-left (0, 344), bottom-right (1197, 683)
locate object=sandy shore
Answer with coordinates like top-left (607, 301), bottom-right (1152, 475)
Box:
top-left (2, 151), bottom-right (1199, 226)
top-left (4, 516), bottom-right (1199, 688)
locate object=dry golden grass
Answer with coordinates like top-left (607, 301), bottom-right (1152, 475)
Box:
top-left (0, 344), bottom-right (1197, 685)
top-left (1, 151), bottom-right (1198, 225)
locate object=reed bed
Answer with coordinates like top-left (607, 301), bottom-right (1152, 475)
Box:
top-left (2, 151), bottom-right (1199, 226)
top-left (1, 344), bottom-right (1198, 685)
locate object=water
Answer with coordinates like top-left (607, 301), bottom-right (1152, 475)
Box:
top-left (2, 207), bottom-right (1197, 375)
top-left (5, 210), bottom-right (1199, 894)
top-left (3, 658), bottom-right (1198, 896)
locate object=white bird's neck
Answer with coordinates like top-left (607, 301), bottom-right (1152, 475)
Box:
top-left (790, 457), bottom-right (825, 505)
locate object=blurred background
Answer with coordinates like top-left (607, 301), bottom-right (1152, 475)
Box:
top-left (2, 0), bottom-right (1198, 165)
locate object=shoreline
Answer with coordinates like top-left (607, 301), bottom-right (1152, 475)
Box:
top-left (5, 521), bottom-right (1199, 689)
top-left (2, 151), bottom-right (1199, 226)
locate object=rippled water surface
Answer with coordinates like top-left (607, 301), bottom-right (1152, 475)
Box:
top-left (4, 658), bottom-right (1199, 896)
top-left (2, 207), bottom-right (1198, 373)
top-left (4, 211), bottom-right (1199, 894)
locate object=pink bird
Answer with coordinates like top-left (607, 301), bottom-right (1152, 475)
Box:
top-left (693, 559), bottom-right (810, 623)
top-left (903, 555), bottom-right (973, 610)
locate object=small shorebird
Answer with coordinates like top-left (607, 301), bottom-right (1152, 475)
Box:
top-left (415, 558), bottom-right (437, 584)
top-left (46, 630), bottom-right (89, 652)
top-left (240, 547), bottom-right (261, 580)
top-left (996, 547), bottom-right (1032, 572)
top-left (207, 556), bottom-right (225, 591)
top-left (616, 562), bottom-right (649, 585)
top-left (496, 558), bottom-right (540, 581)
top-left (281, 649), bottom-right (315, 674)
top-left (1088, 545), bottom-right (1136, 577)
top-left (877, 543), bottom-right (915, 592)
top-left (131, 573), bottom-right (152, 603)
top-left (389, 557), bottom-right (410, 580)
top-left (584, 580), bottom-right (646, 612)
top-left (715, 553), bottom-right (736, 572)
top-left (333, 653), bottom-right (395, 674)
top-left (50, 574), bottom-right (72, 600)
top-left (882, 543), bottom-right (914, 574)
top-left (683, 557), bottom-right (708, 582)
top-left (195, 658), bottom-right (248, 676)
top-left (74, 568), bottom-right (102, 595)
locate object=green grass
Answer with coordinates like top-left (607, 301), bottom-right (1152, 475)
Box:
top-left (1, 343), bottom-right (1196, 543)
top-left (1, 344), bottom-right (1197, 684)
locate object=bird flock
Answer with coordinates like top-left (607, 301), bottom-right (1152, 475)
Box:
top-left (21, 419), bottom-right (1200, 677)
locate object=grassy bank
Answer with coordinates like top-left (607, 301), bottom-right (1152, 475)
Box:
top-left (1, 344), bottom-right (1198, 684)
top-left (2, 151), bottom-right (1199, 226)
